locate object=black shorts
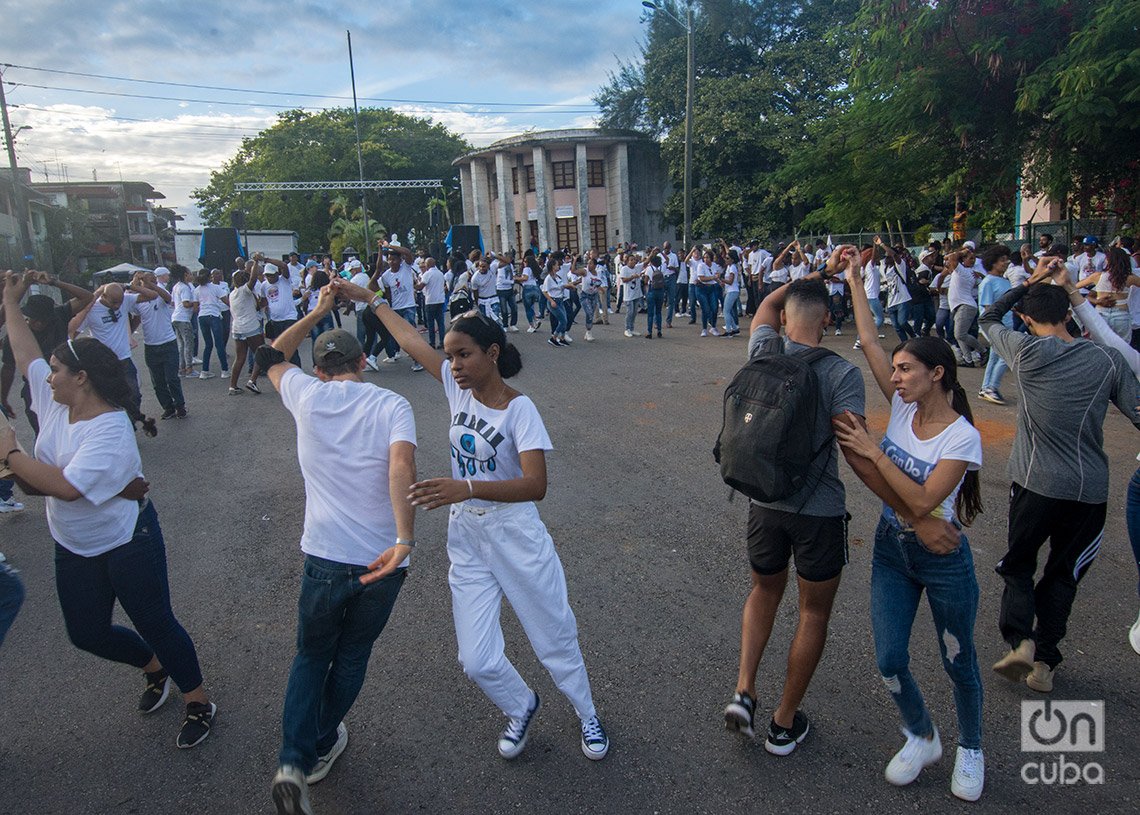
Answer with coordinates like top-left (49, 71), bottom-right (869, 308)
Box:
top-left (747, 503), bottom-right (848, 582)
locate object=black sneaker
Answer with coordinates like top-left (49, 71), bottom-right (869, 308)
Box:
top-left (724, 691), bottom-right (756, 738)
top-left (175, 406), bottom-right (188, 418)
top-left (139, 670), bottom-right (171, 714)
top-left (177, 701), bottom-right (217, 749)
top-left (765, 710), bottom-right (809, 756)
top-left (160, 407), bottom-right (177, 420)
top-left (548, 337), bottom-right (559, 347)
top-left (498, 692), bottom-right (540, 759)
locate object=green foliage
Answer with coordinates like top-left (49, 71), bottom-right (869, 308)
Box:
top-left (193, 108), bottom-right (470, 251)
top-left (596, 0), bottom-right (1140, 236)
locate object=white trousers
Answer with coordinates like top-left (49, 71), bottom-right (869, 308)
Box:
top-left (447, 500), bottom-right (596, 721)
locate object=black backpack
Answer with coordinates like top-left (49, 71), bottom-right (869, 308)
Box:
top-left (713, 346), bottom-right (837, 503)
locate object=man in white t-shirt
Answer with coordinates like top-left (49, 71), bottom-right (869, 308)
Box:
top-left (947, 248), bottom-right (986, 365)
top-left (128, 271), bottom-right (185, 420)
top-left (69, 281), bottom-right (156, 410)
top-left (261, 287), bottom-right (417, 813)
top-left (260, 256), bottom-right (302, 366)
top-left (662, 241), bottom-right (681, 326)
top-left (380, 244), bottom-right (422, 371)
top-left (416, 257), bottom-right (447, 349)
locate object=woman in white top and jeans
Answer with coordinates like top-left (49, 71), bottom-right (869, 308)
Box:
top-left (0, 272), bottom-right (216, 749)
top-left (336, 278), bottom-right (610, 763)
top-left (1074, 247), bottom-right (1140, 340)
top-left (838, 249), bottom-right (986, 802)
top-left (194, 270), bottom-right (229, 379)
top-left (228, 264), bottom-right (267, 395)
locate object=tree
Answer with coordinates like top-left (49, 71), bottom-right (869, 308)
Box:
top-left (325, 194), bottom-right (383, 261)
top-left (594, 0), bottom-right (860, 242)
top-left (193, 108), bottom-right (470, 251)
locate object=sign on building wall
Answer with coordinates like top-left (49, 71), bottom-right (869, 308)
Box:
top-left (527, 209), bottom-right (538, 220)
top-left (555, 205), bottom-right (575, 218)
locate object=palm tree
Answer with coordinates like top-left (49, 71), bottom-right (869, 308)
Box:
top-left (327, 195), bottom-right (383, 262)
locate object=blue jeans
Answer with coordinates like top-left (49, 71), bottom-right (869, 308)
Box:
top-left (625, 297), bottom-right (643, 332)
top-left (935, 306), bottom-right (956, 344)
top-left (385, 307), bottom-right (418, 358)
top-left (887, 302), bottom-right (916, 342)
top-left (664, 276), bottom-right (679, 325)
top-left (564, 292), bottom-right (580, 331)
top-left (308, 313), bottom-right (335, 345)
top-left (197, 314), bottom-right (228, 373)
top-left (695, 285), bottom-right (718, 330)
top-left (279, 556), bottom-right (406, 772)
top-left (871, 515), bottom-right (982, 749)
top-left (143, 340), bottom-right (184, 412)
top-left (579, 291), bottom-right (599, 330)
top-left (54, 500), bottom-right (204, 693)
top-left (981, 347), bottom-right (1008, 391)
top-left (646, 289), bottom-right (664, 333)
top-left (723, 290), bottom-right (740, 332)
top-left (547, 300), bottom-right (567, 335)
top-left (0, 479), bottom-right (13, 501)
top-left (425, 303), bottom-right (446, 347)
top-left (497, 290), bottom-right (517, 327)
top-left (522, 287), bottom-right (540, 326)
top-left (868, 296), bottom-right (885, 332)
top-left (0, 558), bottom-right (24, 647)
top-left (1127, 466), bottom-right (1140, 596)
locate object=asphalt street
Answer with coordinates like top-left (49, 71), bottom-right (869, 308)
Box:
top-left (1, 312), bottom-right (1137, 814)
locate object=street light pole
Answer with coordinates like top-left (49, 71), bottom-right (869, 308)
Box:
top-left (643, 2), bottom-right (694, 250)
top-left (683, 7), bottom-right (693, 251)
top-left (0, 68), bottom-right (36, 267)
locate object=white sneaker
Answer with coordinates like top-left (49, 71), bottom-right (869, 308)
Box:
top-left (271, 765), bottom-right (314, 815)
top-left (526, 324), bottom-right (538, 333)
top-left (198, 371), bottom-right (215, 380)
top-left (498, 692), bottom-right (540, 760)
top-left (0, 497), bottom-right (25, 513)
top-left (507, 325), bottom-right (519, 333)
top-left (834, 329), bottom-right (842, 336)
top-left (709, 327), bottom-right (720, 337)
top-left (951, 747), bottom-right (984, 802)
top-left (562, 334), bottom-right (573, 343)
top-left (306, 723), bottom-right (348, 785)
top-left (584, 331), bottom-right (594, 342)
top-left (393, 351), bottom-right (405, 360)
top-left (885, 726), bottom-right (942, 786)
top-left (365, 355), bottom-right (379, 371)
top-left (700, 329), bottom-right (708, 337)
top-left (580, 715), bottom-right (609, 761)
top-left (624, 330), bottom-right (634, 338)
top-left (852, 340), bottom-right (862, 350)
top-left (607, 308), bottom-right (614, 314)
top-left (410, 362), bottom-right (424, 372)
top-left (381, 356), bottom-right (398, 364)
top-left (191, 357), bottom-right (202, 365)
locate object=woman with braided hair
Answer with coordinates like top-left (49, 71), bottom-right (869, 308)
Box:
top-left (0, 272), bottom-right (216, 749)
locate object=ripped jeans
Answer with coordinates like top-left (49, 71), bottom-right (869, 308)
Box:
top-left (871, 515), bottom-right (982, 749)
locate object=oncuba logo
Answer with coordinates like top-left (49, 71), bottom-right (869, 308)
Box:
top-left (1020, 700), bottom-right (1105, 786)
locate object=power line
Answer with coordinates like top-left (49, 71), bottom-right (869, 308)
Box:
top-left (2, 63), bottom-right (600, 110)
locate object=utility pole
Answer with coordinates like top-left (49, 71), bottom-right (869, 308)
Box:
top-left (346, 31), bottom-right (371, 261)
top-left (0, 67), bottom-right (36, 267)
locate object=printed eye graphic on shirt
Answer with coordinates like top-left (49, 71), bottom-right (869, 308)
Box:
top-left (450, 412), bottom-right (505, 476)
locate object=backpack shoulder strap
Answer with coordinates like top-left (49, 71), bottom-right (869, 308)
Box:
top-left (795, 346), bottom-right (838, 366)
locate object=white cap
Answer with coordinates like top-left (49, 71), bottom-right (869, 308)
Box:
top-left (963, 240), bottom-right (977, 250)
top-left (154, 266), bottom-right (170, 277)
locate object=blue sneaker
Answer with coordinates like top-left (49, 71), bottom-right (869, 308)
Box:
top-left (580, 715), bottom-right (609, 760)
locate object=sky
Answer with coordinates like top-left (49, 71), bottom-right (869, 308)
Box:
top-left (1, 0), bottom-right (653, 227)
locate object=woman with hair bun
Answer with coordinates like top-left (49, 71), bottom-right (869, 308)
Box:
top-left (836, 248), bottom-right (986, 802)
top-left (0, 272), bottom-right (216, 749)
top-left (334, 277), bottom-right (610, 764)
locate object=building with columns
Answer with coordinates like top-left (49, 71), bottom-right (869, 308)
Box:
top-left (453, 128), bottom-right (671, 255)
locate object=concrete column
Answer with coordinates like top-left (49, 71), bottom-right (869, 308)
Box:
top-left (494, 151), bottom-right (515, 252)
top-left (613, 143), bottom-right (632, 246)
top-left (575, 143), bottom-right (590, 251)
top-left (516, 154), bottom-right (530, 249)
top-left (459, 164), bottom-right (475, 225)
top-left (470, 160), bottom-right (494, 248)
top-left (532, 146), bottom-right (553, 251)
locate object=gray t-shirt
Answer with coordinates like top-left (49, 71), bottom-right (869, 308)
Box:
top-left (982, 318), bottom-right (1140, 503)
top-left (746, 325), bottom-right (866, 517)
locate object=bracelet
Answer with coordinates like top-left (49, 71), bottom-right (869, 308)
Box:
top-left (465, 478), bottom-right (474, 498)
top-left (3, 448), bottom-right (21, 468)
top-left (369, 294), bottom-right (385, 310)
top-left (395, 537), bottom-right (416, 549)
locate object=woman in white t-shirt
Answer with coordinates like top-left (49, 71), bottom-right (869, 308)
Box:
top-left (337, 278), bottom-right (610, 763)
top-left (838, 250), bottom-right (986, 802)
top-left (0, 275), bottom-right (216, 749)
top-left (719, 249), bottom-right (742, 336)
top-left (1074, 247), bottom-right (1140, 340)
top-left (170, 267), bottom-right (198, 378)
top-left (227, 265), bottom-right (267, 395)
top-left (541, 259), bottom-right (569, 347)
top-left (194, 269), bottom-right (229, 379)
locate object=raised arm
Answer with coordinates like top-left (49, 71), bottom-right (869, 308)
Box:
top-left (264, 285), bottom-right (337, 390)
top-left (335, 278), bottom-right (444, 381)
top-left (2, 273), bottom-right (44, 377)
top-left (843, 247), bottom-right (895, 402)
